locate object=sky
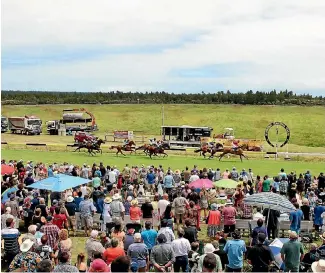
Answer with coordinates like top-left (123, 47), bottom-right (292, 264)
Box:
top-left (1, 0), bottom-right (325, 95)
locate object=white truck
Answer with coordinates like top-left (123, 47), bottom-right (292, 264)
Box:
top-left (8, 116), bottom-right (42, 135)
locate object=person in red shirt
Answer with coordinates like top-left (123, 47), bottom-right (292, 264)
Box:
top-left (52, 207), bottom-right (67, 229)
top-left (129, 200), bottom-right (142, 223)
top-left (102, 238), bottom-right (125, 265)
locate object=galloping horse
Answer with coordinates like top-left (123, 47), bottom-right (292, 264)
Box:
top-left (195, 143), bottom-right (223, 158)
top-left (218, 145), bottom-right (248, 162)
top-left (135, 144), bottom-right (150, 155)
top-left (147, 143), bottom-right (170, 159)
top-left (74, 139), bottom-right (105, 156)
top-left (110, 140), bottom-right (136, 156)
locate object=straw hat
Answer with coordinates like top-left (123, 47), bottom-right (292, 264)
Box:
top-left (289, 230), bottom-right (298, 239)
top-left (20, 239), bottom-right (34, 253)
top-left (320, 232), bottom-right (325, 241)
top-left (104, 196), bottom-right (112, 204)
top-left (175, 169), bottom-right (180, 175)
top-left (312, 260), bottom-right (325, 272)
top-left (131, 199), bottom-right (138, 206)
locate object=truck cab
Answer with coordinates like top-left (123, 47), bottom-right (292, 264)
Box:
top-left (1, 116), bottom-right (8, 133)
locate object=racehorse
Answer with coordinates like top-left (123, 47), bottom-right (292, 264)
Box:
top-left (74, 139), bottom-right (105, 155)
top-left (195, 143), bottom-right (223, 158)
top-left (147, 143), bottom-right (170, 159)
top-left (110, 140), bottom-right (136, 156)
top-left (218, 145), bottom-right (248, 162)
top-left (135, 144), bottom-right (150, 155)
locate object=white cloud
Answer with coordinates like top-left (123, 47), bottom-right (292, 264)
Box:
top-left (1, 0), bottom-right (325, 94)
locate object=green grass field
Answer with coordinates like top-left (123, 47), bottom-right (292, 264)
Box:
top-left (2, 104), bottom-right (325, 148)
top-left (2, 149), bottom-right (324, 176)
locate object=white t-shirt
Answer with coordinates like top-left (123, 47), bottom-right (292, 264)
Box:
top-left (108, 171), bottom-right (117, 183)
top-left (172, 238), bottom-right (191, 257)
top-left (80, 185), bottom-right (87, 198)
top-left (158, 199), bottom-right (170, 216)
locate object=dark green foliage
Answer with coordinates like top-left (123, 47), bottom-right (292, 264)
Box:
top-left (1, 89), bottom-right (324, 105)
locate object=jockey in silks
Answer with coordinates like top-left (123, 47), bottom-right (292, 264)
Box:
top-left (123, 138), bottom-right (129, 148)
top-left (208, 141), bottom-right (215, 149)
top-left (149, 138), bottom-right (157, 147)
top-left (232, 140), bottom-right (239, 151)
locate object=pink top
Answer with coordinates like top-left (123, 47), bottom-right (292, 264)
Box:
top-left (223, 206), bottom-right (236, 225)
top-left (129, 206), bottom-right (142, 220)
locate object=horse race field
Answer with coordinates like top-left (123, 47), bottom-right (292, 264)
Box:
top-left (1, 104), bottom-right (325, 174)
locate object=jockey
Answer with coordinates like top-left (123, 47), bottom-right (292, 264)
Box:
top-left (149, 138), bottom-right (157, 146)
top-left (232, 140), bottom-right (239, 151)
top-left (208, 141), bottom-right (215, 148)
top-left (123, 138), bottom-right (129, 147)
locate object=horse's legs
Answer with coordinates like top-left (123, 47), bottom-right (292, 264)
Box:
top-left (242, 154), bottom-right (249, 160)
top-left (240, 155), bottom-right (243, 162)
top-left (219, 152), bottom-right (226, 161)
top-left (163, 152), bottom-right (168, 158)
top-left (202, 152), bottom-right (206, 158)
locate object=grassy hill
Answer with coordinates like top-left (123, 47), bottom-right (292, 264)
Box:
top-left (2, 104), bottom-right (325, 147)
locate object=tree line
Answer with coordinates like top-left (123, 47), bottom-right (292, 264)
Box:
top-left (1, 90), bottom-right (325, 105)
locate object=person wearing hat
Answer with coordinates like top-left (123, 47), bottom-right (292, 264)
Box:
top-left (78, 195), bottom-right (97, 237)
top-left (197, 243), bottom-right (222, 272)
top-left (102, 196), bottom-right (113, 232)
top-left (207, 203), bottom-right (221, 237)
top-left (141, 197), bottom-right (154, 224)
top-left (65, 195), bottom-right (77, 219)
top-left (314, 199), bottom-right (325, 232)
top-left (312, 259), bottom-right (325, 273)
top-left (224, 230), bottom-right (246, 272)
top-left (222, 200), bottom-right (237, 235)
top-left (110, 193), bottom-right (125, 225)
top-left (280, 231), bottom-right (304, 272)
top-left (8, 239), bottom-right (41, 272)
top-left (247, 233), bottom-right (274, 272)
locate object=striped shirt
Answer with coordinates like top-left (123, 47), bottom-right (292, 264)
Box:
top-left (1, 227), bottom-right (20, 254)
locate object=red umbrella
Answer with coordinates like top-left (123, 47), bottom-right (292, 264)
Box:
top-left (189, 178), bottom-right (213, 189)
top-left (1, 165), bottom-right (14, 175)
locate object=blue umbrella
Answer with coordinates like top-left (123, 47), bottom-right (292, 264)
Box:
top-left (269, 238), bottom-right (289, 269)
top-left (1, 186), bottom-right (17, 203)
top-left (27, 174), bottom-right (90, 192)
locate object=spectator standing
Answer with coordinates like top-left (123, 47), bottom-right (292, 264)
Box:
top-left (141, 197), bottom-right (154, 223)
top-left (110, 193), bottom-right (125, 225)
top-left (141, 221), bottom-right (158, 253)
top-left (53, 252), bottom-right (79, 272)
top-left (222, 200), bottom-right (237, 235)
top-left (9, 239), bottom-right (41, 273)
top-left (79, 195), bottom-right (97, 236)
top-left (127, 233), bottom-right (149, 272)
top-left (184, 219), bottom-right (198, 244)
top-left (250, 219), bottom-right (268, 246)
top-left (124, 228), bottom-right (135, 253)
top-left (262, 175), bottom-right (271, 192)
top-left (40, 216), bottom-right (60, 249)
top-left (85, 230), bottom-right (105, 266)
top-left (289, 203), bottom-right (304, 234)
top-left (171, 228), bottom-right (191, 273)
top-left (197, 243), bottom-right (222, 272)
top-left (207, 203), bottom-right (221, 237)
top-left (150, 234), bottom-right (175, 272)
top-left (158, 193), bottom-right (170, 218)
top-left (224, 231), bottom-right (246, 272)
top-left (157, 219), bottom-right (175, 243)
top-left (1, 207), bottom-right (15, 229)
top-left (247, 233), bottom-right (274, 272)
top-left (281, 231), bottom-right (304, 272)
top-left (163, 171), bottom-right (175, 194)
top-left (263, 208), bottom-right (280, 239)
top-left (172, 192), bottom-right (188, 229)
top-left (314, 200), bottom-right (325, 232)
top-left (103, 237), bottom-right (125, 265)
top-left (1, 218), bottom-right (20, 265)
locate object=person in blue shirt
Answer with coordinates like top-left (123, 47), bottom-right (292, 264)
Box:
top-left (147, 169), bottom-right (156, 194)
top-left (74, 191), bottom-right (84, 212)
top-left (272, 177), bottom-right (280, 193)
top-left (224, 230), bottom-right (246, 271)
top-left (141, 221), bottom-right (158, 254)
top-left (314, 200), bottom-right (325, 231)
top-left (48, 165), bottom-right (54, 177)
top-left (289, 203), bottom-right (304, 234)
top-left (251, 218), bottom-right (268, 246)
top-left (163, 171), bottom-right (175, 194)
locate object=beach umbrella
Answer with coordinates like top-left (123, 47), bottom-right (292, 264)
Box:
top-left (189, 178), bottom-right (213, 189)
top-left (269, 238), bottom-right (290, 270)
top-left (1, 165), bottom-right (14, 175)
top-left (213, 179), bottom-right (238, 189)
top-left (27, 174), bottom-right (90, 192)
top-left (243, 192), bottom-right (295, 213)
top-left (1, 186), bottom-right (17, 203)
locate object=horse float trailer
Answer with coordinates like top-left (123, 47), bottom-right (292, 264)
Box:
top-left (8, 116), bottom-right (42, 135)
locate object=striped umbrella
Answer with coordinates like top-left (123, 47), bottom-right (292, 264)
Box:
top-left (243, 192), bottom-right (295, 213)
